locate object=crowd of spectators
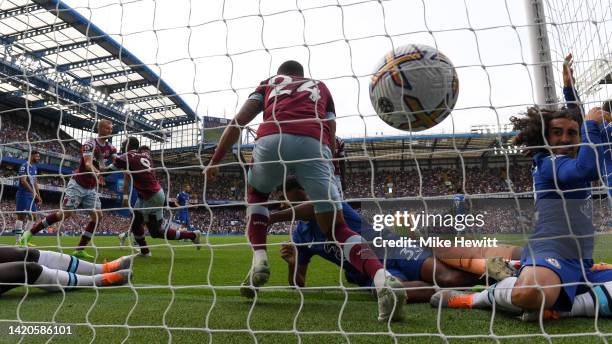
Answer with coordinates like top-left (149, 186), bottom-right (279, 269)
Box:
top-left (342, 165), bottom-right (533, 199)
top-left (0, 200), bottom-right (131, 236)
top-left (158, 164), bottom-right (535, 204)
top-left (0, 113), bottom-right (81, 157)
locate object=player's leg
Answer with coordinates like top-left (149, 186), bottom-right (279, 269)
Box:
top-left (435, 245), bottom-right (521, 280)
top-left (22, 179), bottom-right (84, 245)
top-left (0, 261), bottom-right (43, 295)
top-left (139, 190), bottom-right (201, 247)
top-left (564, 268), bottom-right (612, 317)
top-left (72, 209), bottom-right (102, 259)
top-left (130, 210), bottom-right (151, 256)
top-left (0, 261), bottom-right (130, 294)
top-left (20, 210), bottom-right (67, 246)
top-left (291, 135), bottom-right (405, 321)
top-left (401, 280), bottom-right (438, 303)
top-left (241, 134), bottom-right (286, 293)
top-left (15, 191), bottom-right (35, 245)
top-left (14, 213), bottom-right (26, 244)
top-left (419, 257), bottom-right (482, 287)
top-left (147, 215), bottom-right (200, 244)
top-left (0, 246), bottom-right (131, 275)
top-left (432, 260), bottom-right (573, 313)
top-left (73, 185), bottom-right (103, 258)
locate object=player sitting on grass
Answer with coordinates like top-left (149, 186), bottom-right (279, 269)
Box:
top-left (431, 106), bottom-right (612, 320)
top-left (205, 60), bottom-right (405, 322)
top-left (14, 150), bottom-right (42, 246)
top-left (106, 137), bottom-right (201, 257)
top-left (20, 119), bottom-right (117, 260)
top-left (271, 177), bottom-right (523, 302)
top-left (0, 246), bottom-right (131, 295)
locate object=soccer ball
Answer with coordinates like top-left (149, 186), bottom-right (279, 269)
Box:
top-left (369, 44), bottom-right (459, 131)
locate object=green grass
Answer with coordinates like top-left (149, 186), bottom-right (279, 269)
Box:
top-left (0, 234), bottom-right (611, 344)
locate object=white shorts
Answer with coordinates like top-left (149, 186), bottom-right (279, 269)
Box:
top-left (62, 179), bottom-right (101, 211)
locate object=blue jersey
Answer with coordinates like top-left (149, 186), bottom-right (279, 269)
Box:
top-left (177, 191), bottom-right (190, 206)
top-left (563, 85), bottom-right (612, 196)
top-left (529, 120), bottom-right (603, 259)
top-left (599, 122), bottom-right (612, 194)
top-left (453, 194), bottom-right (465, 215)
top-left (292, 203), bottom-right (430, 286)
top-left (17, 162), bottom-right (37, 194)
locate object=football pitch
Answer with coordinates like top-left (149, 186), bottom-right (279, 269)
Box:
top-left (0, 235), bottom-right (610, 344)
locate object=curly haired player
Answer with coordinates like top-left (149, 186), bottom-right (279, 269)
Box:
top-left (431, 106), bottom-right (612, 320)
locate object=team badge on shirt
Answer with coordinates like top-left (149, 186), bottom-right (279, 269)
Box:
top-left (546, 257), bottom-right (561, 269)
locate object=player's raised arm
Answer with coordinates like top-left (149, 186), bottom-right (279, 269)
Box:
top-left (205, 99), bottom-right (262, 181)
top-left (562, 53), bottom-right (582, 111)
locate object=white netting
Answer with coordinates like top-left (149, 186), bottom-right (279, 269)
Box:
top-left (0, 0), bottom-right (610, 343)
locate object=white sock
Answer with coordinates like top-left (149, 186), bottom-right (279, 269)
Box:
top-left (37, 250), bottom-right (103, 275)
top-left (373, 268), bottom-right (388, 292)
top-left (14, 220), bottom-right (23, 236)
top-left (33, 266), bottom-right (95, 292)
top-left (490, 277), bottom-right (522, 314)
top-left (569, 283), bottom-right (612, 318)
top-left (24, 221), bottom-right (33, 232)
top-left (253, 249), bottom-right (268, 265)
top-left (472, 289), bottom-right (493, 308)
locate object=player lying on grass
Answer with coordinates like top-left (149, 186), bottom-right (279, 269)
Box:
top-left (0, 246), bottom-right (131, 295)
top-left (205, 60), bottom-right (405, 322)
top-left (431, 106), bottom-right (612, 319)
top-left (20, 119), bottom-right (117, 260)
top-left (271, 177), bottom-right (522, 302)
top-left (106, 137), bottom-right (201, 257)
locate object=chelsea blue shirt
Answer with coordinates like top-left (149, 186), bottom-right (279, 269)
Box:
top-left (177, 191), bottom-right (190, 208)
top-left (17, 162), bottom-right (37, 195)
top-left (529, 120), bottom-right (603, 259)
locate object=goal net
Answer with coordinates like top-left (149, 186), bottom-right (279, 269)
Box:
top-left (0, 0), bottom-right (610, 343)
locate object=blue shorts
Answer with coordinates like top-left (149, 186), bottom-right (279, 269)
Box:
top-left (175, 211), bottom-right (189, 225)
top-left (248, 134), bottom-right (341, 213)
top-left (16, 192), bottom-right (37, 213)
top-left (521, 255), bottom-right (612, 311)
top-left (385, 248), bottom-right (432, 282)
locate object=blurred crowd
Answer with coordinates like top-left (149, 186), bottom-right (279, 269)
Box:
top-left (0, 200), bottom-right (131, 236)
top-left (0, 114), bottom-right (81, 157)
top-left (0, 110), bottom-right (609, 237)
top-left (342, 165), bottom-right (533, 199)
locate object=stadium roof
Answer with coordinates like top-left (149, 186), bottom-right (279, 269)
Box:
top-left (0, 0), bottom-right (197, 141)
top-left (157, 131), bottom-right (522, 167)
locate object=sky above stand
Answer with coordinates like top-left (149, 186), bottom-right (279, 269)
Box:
top-left (63, 0), bottom-right (549, 138)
